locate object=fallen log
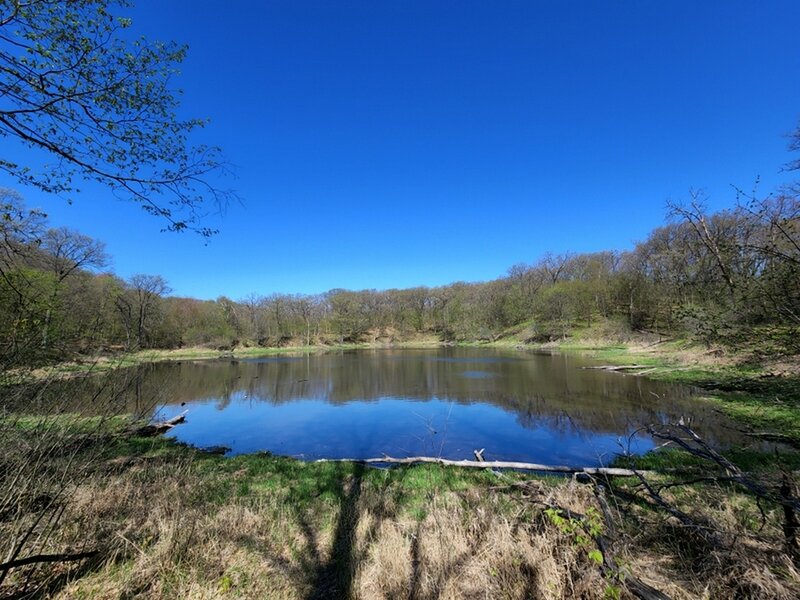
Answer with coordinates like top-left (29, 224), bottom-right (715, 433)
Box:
top-left (742, 431), bottom-right (800, 449)
top-left (132, 410), bottom-right (188, 437)
top-left (582, 364), bottom-right (650, 372)
top-left (315, 455), bottom-right (648, 477)
top-left (647, 422), bottom-right (800, 512)
top-left (631, 367), bottom-right (659, 376)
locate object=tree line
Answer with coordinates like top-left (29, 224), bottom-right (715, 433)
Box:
top-left (0, 1), bottom-right (797, 369)
top-left (2, 178), bottom-right (799, 369)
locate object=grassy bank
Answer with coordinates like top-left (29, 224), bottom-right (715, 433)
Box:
top-left (16, 344), bottom-right (372, 380)
top-left (3, 423), bottom-right (799, 599)
top-left (15, 326), bottom-right (800, 447)
top-left (542, 338), bottom-right (800, 445)
top-left (5, 325), bottom-right (799, 598)
top-left (3, 327), bottom-right (800, 598)
top-left (453, 321), bottom-right (800, 447)
top-left (12, 340), bottom-right (447, 382)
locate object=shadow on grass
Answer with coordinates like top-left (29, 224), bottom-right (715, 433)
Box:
top-left (14, 438), bottom-right (518, 599)
top-left (204, 458), bottom-right (409, 599)
top-left (227, 459), bottom-right (497, 599)
top-left (305, 462), bottom-right (365, 600)
top-left (1, 553), bottom-right (107, 600)
top-left (212, 457), bottom-right (510, 599)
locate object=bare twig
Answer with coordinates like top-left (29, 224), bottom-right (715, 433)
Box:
top-left (0, 549), bottom-right (98, 571)
top-left (647, 423), bottom-right (800, 512)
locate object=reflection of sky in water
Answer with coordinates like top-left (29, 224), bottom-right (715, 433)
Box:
top-left (424, 356), bottom-right (522, 363)
top-left (120, 348), bottom-right (754, 466)
top-left (160, 394), bottom-right (652, 465)
top-left (461, 370), bottom-right (496, 379)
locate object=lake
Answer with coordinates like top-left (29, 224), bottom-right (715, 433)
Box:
top-left (106, 347), bottom-right (749, 466)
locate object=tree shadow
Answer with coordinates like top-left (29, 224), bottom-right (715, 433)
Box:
top-left (219, 461), bottom-right (407, 599)
top-left (305, 462), bottom-right (365, 600)
top-left (209, 462), bottom-right (501, 599)
top-left (408, 521), bottom-right (422, 600)
top-left (296, 467), bottom-right (496, 600)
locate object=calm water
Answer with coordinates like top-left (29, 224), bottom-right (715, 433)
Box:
top-left (102, 347), bottom-right (749, 466)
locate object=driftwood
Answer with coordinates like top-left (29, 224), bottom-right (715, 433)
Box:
top-left (647, 422), bottom-right (800, 513)
top-left (582, 364), bottom-right (651, 372)
top-left (644, 421), bottom-right (800, 556)
top-left (315, 455), bottom-right (647, 477)
top-left (632, 469), bottom-right (723, 548)
top-left (742, 431), bottom-right (800, 450)
top-left (132, 410), bottom-right (188, 437)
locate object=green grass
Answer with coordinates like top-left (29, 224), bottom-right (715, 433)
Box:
top-left (544, 340), bottom-right (800, 444)
top-left (613, 446), bottom-right (800, 473)
top-left (76, 425), bottom-right (524, 512)
top-left (9, 322), bottom-right (800, 466)
top-left (131, 344), bottom-right (367, 361)
top-left (6, 410), bottom-right (800, 598)
top-left (2, 344), bottom-right (380, 383)
top-left (134, 338), bottom-right (800, 445)
top-left (2, 412), bottom-right (135, 434)
top-left (653, 373), bottom-right (800, 443)
top-left (174, 447), bottom-right (516, 510)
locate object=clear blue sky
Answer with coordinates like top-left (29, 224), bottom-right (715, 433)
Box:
top-left (3, 0), bottom-right (800, 300)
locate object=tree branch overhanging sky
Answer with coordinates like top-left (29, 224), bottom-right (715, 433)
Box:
top-left (1, 0), bottom-right (799, 300)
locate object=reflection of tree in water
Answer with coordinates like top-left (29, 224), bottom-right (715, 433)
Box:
top-left (44, 348), bottom-right (748, 447)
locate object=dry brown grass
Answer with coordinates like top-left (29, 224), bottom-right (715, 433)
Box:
top-left (54, 472), bottom-right (608, 600)
top-left (354, 489), bottom-right (602, 600)
top-left (2, 433), bottom-right (800, 599)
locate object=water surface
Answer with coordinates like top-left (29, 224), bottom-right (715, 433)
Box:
top-left (119, 347), bottom-right (749, 466)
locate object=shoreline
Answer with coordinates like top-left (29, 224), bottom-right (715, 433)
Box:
top-left (9, 336), bottom-right (800, 444)
top-left (5, 343), bottom-right (800, 597)
top-left (5, 414), bottom-right (798, 598)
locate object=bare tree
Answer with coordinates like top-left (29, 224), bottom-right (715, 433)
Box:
top-left (541, 252), bottom-right (573, 284)
top-left (38, 227), bottom-right (108, 347)
top-left (116, 274), bottom-right (171, 349)
top-left (668, 192), bottom-right (738, 301)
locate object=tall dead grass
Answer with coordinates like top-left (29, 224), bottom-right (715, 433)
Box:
top-left (28, 456), bottom-right (800, 600)
top-left (3, 367), bottom-right (800, 598)
top-left (0, 364), bottom-right (165, 596)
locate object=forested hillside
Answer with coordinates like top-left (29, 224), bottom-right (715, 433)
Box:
top-left (3, 182), bottom-right (798, 368)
